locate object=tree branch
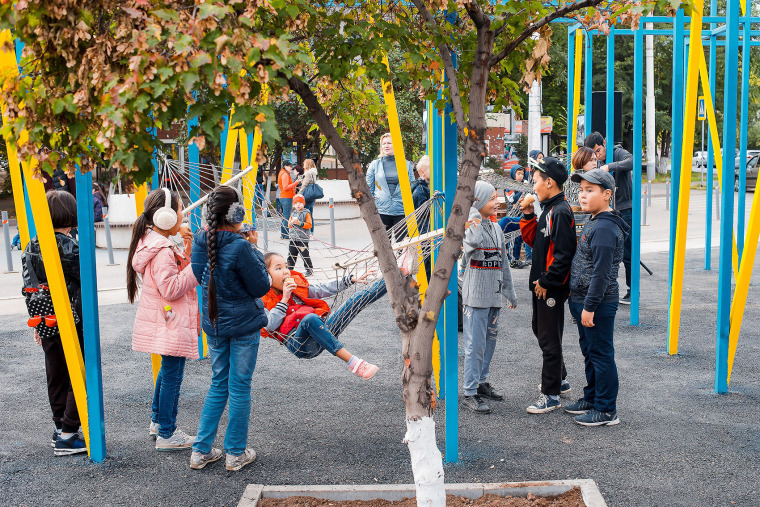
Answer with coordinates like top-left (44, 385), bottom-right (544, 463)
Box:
top-left (286, 74), bottom-right (417, 331)
top-left (464, 0), bottom-right (490, 30)
top-left (408, 0), bottom-right (467, 133)
top-left (489, 0), bottom-right (603, 69)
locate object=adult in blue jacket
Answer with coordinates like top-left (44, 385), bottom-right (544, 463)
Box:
top-left (366, 132), bottom-right (415, 233)
top-left (190, 186), bottom-right (271, 472)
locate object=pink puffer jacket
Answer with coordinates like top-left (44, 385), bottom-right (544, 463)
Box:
top-left (131, 229), bottom-right (200, 359)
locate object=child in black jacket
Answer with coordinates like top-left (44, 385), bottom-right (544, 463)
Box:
top-left (519, 158), bottom-right (576, 414)
top-left (565, 169), bottom-right (629, 426)
top-left (22, 190), bottom-right (87, 456)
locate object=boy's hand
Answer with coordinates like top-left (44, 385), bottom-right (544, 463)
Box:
top-left (282, 277), bottom-right (297, 301)
top-left (352, 269), bottom-right (377, 284)
top-left (533, 280), bottom-right (547, 299)
top-left (581, 309), bottom-right (595, 327)
top-left (520, 195), bottom-right (535, 215)
top-left (33, 330), bottom-right (41, 346)
top-left (246, 230), bottom-right (259, 245)
top-left (465, 217), bottom-right (481, 230)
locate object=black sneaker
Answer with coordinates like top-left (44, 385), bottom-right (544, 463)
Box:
top-left (304, 269), bottom-right (313, 277)
top-left (463, 395), bottom-right (491, 414)
top-left (51, 430), bottom-right (61, 448)
top-left (477, 382), bottom-right (504, 401)
top-left (509, 260), bottom-right (519, 269)
top-left (620, 290), bottom-right (631, 305)
top-left (54, 434), bottom-right (87, 456)
top-left (574, 409), bottom-right (619, 426)
top-left (564, 398), bottom-right (594, 414)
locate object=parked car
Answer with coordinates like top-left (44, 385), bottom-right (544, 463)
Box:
top-left (693, 151), bottom-right (709, 167)
top-left (735, 154), bottom-right (759, 192)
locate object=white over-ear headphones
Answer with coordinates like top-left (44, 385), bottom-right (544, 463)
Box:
top-left (153, 188), bottom-right (178, 230)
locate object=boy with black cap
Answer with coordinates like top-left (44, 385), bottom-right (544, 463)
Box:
top-left (565, 169), bottom-right (629, 426)
top-left (461, 181), bottom-right (518, 414)
top-left (519, 157), bottom-right (576, 414)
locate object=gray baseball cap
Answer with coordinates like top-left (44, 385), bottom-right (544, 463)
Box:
top-left (570, 169), bottom-right (615, 191)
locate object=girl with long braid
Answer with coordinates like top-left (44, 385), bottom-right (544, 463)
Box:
top-left (127, 188), bottom-right (199, 451)
top-left (189, 186), bottom-right (270, 472)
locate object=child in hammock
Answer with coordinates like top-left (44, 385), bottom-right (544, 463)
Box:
top-left (261, 252), bottom-right (386, 379)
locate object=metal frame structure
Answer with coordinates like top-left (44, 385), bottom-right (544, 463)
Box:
top-left (565, 2), bottom-right (759, 394)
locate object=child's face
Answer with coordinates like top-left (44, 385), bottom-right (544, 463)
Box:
top-left (578, 180), bottom-right (612, 214)
top-left (479, 190), bottom-right (499, 218)
top-left (167, 207), bottom-right (183, 236)
top-left (515, 169), bottom-right (524, 182)
top-left (267, 255), bottom-right (291, 291)
top-left (532, 172), bottom-right (554, 202)
top-left (293, 200), bottom-right (305, 212)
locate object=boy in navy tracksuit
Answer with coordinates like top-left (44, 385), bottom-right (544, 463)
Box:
top-left (519, 158), bottom-right (576, 414)
top-left (565, 169), bottom-right (629, 426)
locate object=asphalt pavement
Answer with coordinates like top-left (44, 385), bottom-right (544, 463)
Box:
top-left (1, 245), bottom-right (759, 506)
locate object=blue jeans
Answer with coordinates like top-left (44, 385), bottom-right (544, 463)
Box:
top-left (278, 197), bottom-right (293, 239)
top-left (285, 313), bottom-right (345, 359)
top-left (568, 300), bottom-right (619, 413)
top-left (151, 355), bottom-right (187, 439)
top-left (499, 216), bottom-right (532, 261)
top-left (462, 306), bottom-right (500, 396)
top-left (193, 333), bottom-right (260, 456)
top-left (283, 279), bottom-right (387, 358)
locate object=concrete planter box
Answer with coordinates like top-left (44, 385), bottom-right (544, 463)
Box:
top-left (238, 480), bottom-right (607, 507)
top-left (94, 222), bottom-right (134, 249)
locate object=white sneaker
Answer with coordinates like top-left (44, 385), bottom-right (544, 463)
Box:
top-left (149, 421), bottom-right (159, 439)
top-left (190, 448), bottom-right (223, 470)
top-left (225, 448), bottom-right (257, 471)
top-left (155, 428), bottom-right (195, 451)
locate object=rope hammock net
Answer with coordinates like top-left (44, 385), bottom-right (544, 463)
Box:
top-left (155, 153), bottom-right (445, 352)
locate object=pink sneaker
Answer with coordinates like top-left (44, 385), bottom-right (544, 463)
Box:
top-left (352, 360), bottom-right (379, 379)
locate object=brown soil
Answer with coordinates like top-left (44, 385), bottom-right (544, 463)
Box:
top-left (258, 487), bottom-right (585, 507)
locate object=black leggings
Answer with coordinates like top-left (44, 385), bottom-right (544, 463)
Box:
top-left (380, 214), bottom-right (406, 243)
top-left (42, 324), bottom-right (84, 433)
top-left (288, 239), bottom-right (313, 270)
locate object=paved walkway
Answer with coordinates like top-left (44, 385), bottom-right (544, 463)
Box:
top-left (0, 187), bottom-right (758, 506)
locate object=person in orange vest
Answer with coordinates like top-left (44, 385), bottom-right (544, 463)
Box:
top-left (261, 252), bottom-right (381, 379)
top-left (278, 162), bottom-right (300, 239)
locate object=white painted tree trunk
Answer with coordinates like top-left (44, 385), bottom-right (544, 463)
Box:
top-left (404, 417), bottom-right (445, 506)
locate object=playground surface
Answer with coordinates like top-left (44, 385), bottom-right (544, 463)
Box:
top-left (0, 184), bottom-right (758, 506)
top-left (1, 239), bottom-right (759, 506)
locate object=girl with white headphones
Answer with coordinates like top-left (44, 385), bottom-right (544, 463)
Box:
top-left (127, 188), bottom-right (200, 451)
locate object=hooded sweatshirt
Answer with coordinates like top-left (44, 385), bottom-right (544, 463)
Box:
top-left (570, 210), bottom-right (630, 311)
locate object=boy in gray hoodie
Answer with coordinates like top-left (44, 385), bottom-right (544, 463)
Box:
top-left (461, 181), bottom-right (518, 414)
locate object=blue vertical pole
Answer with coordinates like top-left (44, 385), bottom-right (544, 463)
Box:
top-left (150, 127), bottom-right (160, 191)
top-left (716, 0), bottom-right (740, 394)
top-left (187, 116), bottom-right (204, 358)
top-left (605, 28), bottom-right (615, 164)
top-left (567, 28), bottom-right (575, 153)
top-left (74, 170), bottom-right (106, 462)
top-left (631, 28), bottom-right (643, 326)
top-left (443, 53), bottom-right (459, 464)
top-left (737, 9), bottom-right (750, 262)
top-left (668, 9), bottom-right (684, 349)
top-left (705, 0), bottom-right (716, 271)
top-left (585, 31), bottom-right (593, 138)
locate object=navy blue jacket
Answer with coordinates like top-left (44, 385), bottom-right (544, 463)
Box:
top-left (570, 211), bottom-right (630, 311)
top-left (191, 230), bottom-right (271, 337)
top-left (411, 177), bottom-right (429, 210)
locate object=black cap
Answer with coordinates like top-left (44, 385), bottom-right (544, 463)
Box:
top-left (535, 157), bottom-right (568, 185)
top-left (570, 169), bottom-right (615, 191)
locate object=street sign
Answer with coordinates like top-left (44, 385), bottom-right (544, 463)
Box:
top-left (697, 96), bottom-right (706, 121)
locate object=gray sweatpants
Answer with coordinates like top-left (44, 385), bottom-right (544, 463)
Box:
top-left (462, 306), bottom-right (500, 396)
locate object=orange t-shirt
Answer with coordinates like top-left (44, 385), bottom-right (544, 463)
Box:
top-left (278, 169), bottom-right (298, 199)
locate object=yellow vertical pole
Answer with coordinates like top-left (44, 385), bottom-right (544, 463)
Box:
top-left (22, 160), bottom-right (91, 452)
top-left (668, 0), bottom-right (703, 353)
top-left (134, 183), bottom-right (162, 382)
top-left (571, 30), bottom-right (583, 156)
top-left (241, 89), bottom-right (268, 224)
top-left (0, 30), bottom-right (32, 248)
top-left (381, 56), bottom-right (441, 384)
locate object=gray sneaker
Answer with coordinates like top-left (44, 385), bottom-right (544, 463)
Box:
top-left (155, 429), bottom-right (195, 451)
top-left (226, 448), bottom-right (257, 471)
top-left (574, 409), bottom-right (619, 426)
top-left (190, 448), bottom-right (223, 470)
